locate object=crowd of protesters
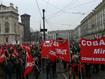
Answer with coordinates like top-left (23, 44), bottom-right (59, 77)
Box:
top-left (0, 44), bottom-right (41, 79)
top-left (68, 40), bottom-right (105, 79)
top-left (0, 41), bottom-right (104, 79)
top-left (0, 43), bottom-right (60, 79)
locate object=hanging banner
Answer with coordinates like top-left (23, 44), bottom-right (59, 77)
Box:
top-left (80, 37), bottom-right (105, 64)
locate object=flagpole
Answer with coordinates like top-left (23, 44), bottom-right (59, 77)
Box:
top-left (67, 31), bottom-right (71, 62)
top-left (34, 63), bottom-right (40, 72)
top-left (66, 31), bottom-right (72, 79)
top-left (67, 31), bottom-right (75, 79)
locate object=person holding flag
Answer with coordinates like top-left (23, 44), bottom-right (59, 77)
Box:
top-left (22, 45), bottom-right (35, 79)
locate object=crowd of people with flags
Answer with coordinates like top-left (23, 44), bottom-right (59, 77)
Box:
top-left (0, 37), bottom-right (105, 79)
top-left (0, 43), bottom-right (41, 79)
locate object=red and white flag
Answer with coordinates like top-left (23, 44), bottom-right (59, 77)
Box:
top-left (24, 52), bottom-right (35, 77)
top-left (56, 39), bottom-right (70, 62)
top-left (0, 48), bottom-right (6, 63)
top-left (41, 40), bottom-right (57, 61)
top-left (12, 48), bottom-right (19, 58)
top-left (41, 39), bottom-right (71, 62)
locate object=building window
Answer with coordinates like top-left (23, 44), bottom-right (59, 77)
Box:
top-left (5, 22), bottom-right (9, 33)
top-left (6, 37), bottom-right (8, 42)
top-left (5, 16), bottom-right (8, 20)
top-left (14, 23), bottom-right (16, 33)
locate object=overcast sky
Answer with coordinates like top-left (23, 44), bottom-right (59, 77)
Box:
top-left (2, 0), bottom-right (102, 31)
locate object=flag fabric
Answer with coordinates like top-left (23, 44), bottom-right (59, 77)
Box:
top-left (24, 52), bottom-right (35, 77)
top-left (41, 40), bottom-right (57, 61)
top-left (22, 45), bottom-right (35, 77)
top-left (41, 39), bottom-right (70, 62)
top-left (80, 37), bottom-right (105, 64)
top-left (12, 48), bottom-right (19, 58)
top-left (0, 48), bottom-right (6, 63)
top-left (48, 45), bottom-right (57, 62)
top-left (56, 39), bottom-right (70, 62)
top-left (20, 44), bottom-right (31, 53)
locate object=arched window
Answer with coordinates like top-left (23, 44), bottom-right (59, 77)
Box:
top-left (14, 23), bottom-right (16, 33)
top-left (5, 22), bottom-right (9, 33)
top-left (6, 37), bottom-right (8, 42)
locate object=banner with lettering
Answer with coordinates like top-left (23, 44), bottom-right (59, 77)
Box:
top-left (56, 39), bottom-right (70, 62)
top-left (41, 40), bottom-right (57, 61)
top-left (41, 39), bottom-right (70, 62)
top-left (80, 37), bottom-right (105, 64)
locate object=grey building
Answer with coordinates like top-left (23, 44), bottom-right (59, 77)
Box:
top-left (47, 30), bottom-right (73, 41)
top-left (73, 25), bottom-right (81, 42)
top-left (0, 3), bottom-right (24, 44)
top-left (31, 31), bottom-right (41, 43)
top-left (80, 0), bottom-right (105, 39)
top-left (21, 14), bottom-right (31, 42)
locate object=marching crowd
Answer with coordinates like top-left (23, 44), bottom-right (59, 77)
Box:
top-left (0, 42), bottom-right (104, 79)
top-left (0, 44), bottom-right (41, 79)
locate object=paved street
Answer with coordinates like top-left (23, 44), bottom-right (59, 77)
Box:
top-left (40, 70), bottom-right (105, 79)
top-left (39, 63), bottom-right (105, 79)
top-left (90, 71), bottom-right (105, 79)
top-left (0, 64), bottom-right (105, 79)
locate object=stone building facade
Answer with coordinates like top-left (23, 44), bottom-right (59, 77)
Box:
top-left (80, 0), bottom-right (105, 39)
top-left (73, 25), bottom-right (81, 42)
top-left (0, 3), bottom-right (24, 44)
top-left (21, 14), bottom-right (31, 42)
top-left (31, 31), bottom-right (41, 43)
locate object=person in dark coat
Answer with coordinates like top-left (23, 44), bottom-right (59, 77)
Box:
top-left (4, 55), bottom-right (13, 79)
top-left (46, 59), bottom-right (52, 79)
top-left (51, 61), bottom-right (56, 79)
top-left (15, 58), bottom-right (23, 79)
top-left (34, 57), bottom-right (40, 79)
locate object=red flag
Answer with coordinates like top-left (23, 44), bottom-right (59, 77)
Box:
top-left (24, 51), bottom-right (35, 77)
top-left (41, 40), bottom-right (57, 61)
top-left (41, 39), bottom-right (70, 62)
top-left (0, 48), bottom-right (6, 63)
top-left (56, 39), bottom-right (70, 62)
top-left (21, 44), bottom-right (35, 77)
top-left (12, 48), bottom-right (19, 58)
top-left (80, 37), bottom-right (105, 64)
top-left (48, 47), bottom-right (57, 62)
top-left (41, 40), bottom-right (53, 58)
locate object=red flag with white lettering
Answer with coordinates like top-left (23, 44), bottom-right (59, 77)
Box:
top-left (41, 40), bottom-right (57, 61)
top-left (41, 39), bottom-right (70, 62)
top-left (48, 46), bottom-right (57, 62)
top-left (56, 39), bottom-right (70, 62)
top-left (80, 37), bottom-right (105, 64)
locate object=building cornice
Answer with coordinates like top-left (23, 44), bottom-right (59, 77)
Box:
top-left (0, 11), bottom-right (19, 16)
top-left (0, 33), bottom-right (20, 35)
